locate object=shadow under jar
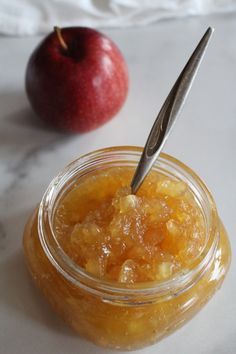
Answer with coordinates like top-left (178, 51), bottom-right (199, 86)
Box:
top-left (23, 146), bottom-right (231, 350)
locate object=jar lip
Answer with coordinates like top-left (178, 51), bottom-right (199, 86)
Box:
top-left (38, 146), bottom-right (219, 302)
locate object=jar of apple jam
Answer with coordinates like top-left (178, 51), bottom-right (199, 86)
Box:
top-left (23, 146), bottom-right (231, 350)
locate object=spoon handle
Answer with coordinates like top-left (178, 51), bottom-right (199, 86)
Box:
top-left (131, 27), bottom-right (214, 194)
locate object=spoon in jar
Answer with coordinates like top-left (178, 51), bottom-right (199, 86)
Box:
top-left (131, 27), bottom-right (214, 194)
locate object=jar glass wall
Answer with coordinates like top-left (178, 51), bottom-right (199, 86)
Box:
top-left (23, 147), bottom-right (231, 350)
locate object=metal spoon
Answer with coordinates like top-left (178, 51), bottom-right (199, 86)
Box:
top-left (131, 27), bottom-right (214, 194)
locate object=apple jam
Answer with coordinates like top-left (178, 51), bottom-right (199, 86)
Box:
top-left (23, 147), bottom-right (231, 350)
top-left (55, 168), bottom-right (205, 282)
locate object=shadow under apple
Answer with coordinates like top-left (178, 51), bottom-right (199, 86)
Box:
top-left (0, 91), bottom-right (72, 153)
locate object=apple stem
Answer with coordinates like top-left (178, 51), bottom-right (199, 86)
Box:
top-left (54, 26), bottom-right (68, 51)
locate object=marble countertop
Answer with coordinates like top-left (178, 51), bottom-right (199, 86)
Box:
top-left (0, 13), bottom-right (235, 354)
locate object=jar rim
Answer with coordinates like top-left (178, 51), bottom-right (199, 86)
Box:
top-left (38, 146), bottom-right (219, 304)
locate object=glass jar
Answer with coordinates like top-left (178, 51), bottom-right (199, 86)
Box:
top-left (23, 146), bottom-right (231, 350)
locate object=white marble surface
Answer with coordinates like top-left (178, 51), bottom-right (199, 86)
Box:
top-left (0, 13), bottom-right (235, 354)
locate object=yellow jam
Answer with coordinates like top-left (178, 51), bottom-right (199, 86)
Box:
top-left (55, 167), bottom-right (205, 282)
top-left (23, 153), bottom-right (231, 350)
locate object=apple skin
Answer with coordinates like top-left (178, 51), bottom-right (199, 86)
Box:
top-left (25, 27), bottom-right (129, 132)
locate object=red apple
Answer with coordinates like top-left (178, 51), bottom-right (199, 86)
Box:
top-left (25, 26), bottom-right (129, 132)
